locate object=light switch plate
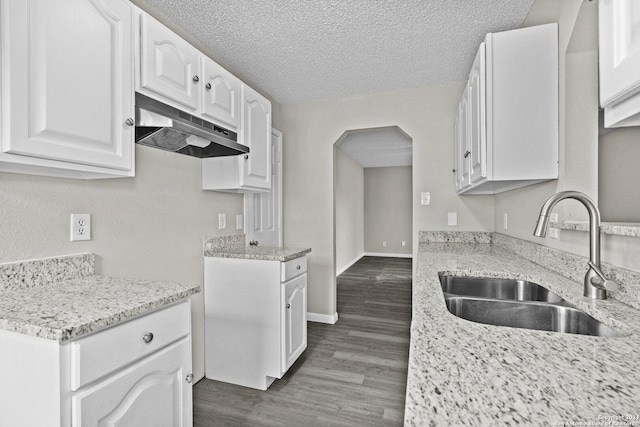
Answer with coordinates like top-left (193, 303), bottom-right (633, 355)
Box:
top-left (421, 192), bottom-right (431, 205)
top-left (218, 213), bottom-right (226, 229)
top-left (447, 212), bottom-right (458, 226)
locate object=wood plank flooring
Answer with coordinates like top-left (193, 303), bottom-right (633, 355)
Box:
top-left (193, 256), bottom-right (412, 427)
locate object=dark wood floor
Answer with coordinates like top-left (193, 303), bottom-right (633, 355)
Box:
top-left (193, 256), bottom-right (412, 426)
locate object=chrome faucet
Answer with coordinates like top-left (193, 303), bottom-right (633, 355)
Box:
top-left (533, 191), bottom-right (619, 299)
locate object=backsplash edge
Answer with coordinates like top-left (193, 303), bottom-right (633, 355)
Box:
top-left (0, 253), bottom-right (95, 291)
top-left (491, 232), bottom-right (640, 309)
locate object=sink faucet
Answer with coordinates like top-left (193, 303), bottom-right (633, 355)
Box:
top-left (533, 191), bottom-right (619, 299)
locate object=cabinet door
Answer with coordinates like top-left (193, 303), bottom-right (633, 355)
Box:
top-left (139, 13), bottom-right (200, 112)
top-left (202, 57), bottom-right (240, 130)
top-left (457, 86), bottom-right (471, 190)
top-left (2, 0), bottom-right (134, 171)
top-left (240, 84), bottom-right (272, 190)
top-left (72, 337), bottom-right (192, 427)
top-left (468, 43), bottom-right (486, 184)
top-left (282, 274), bottom-right (307, 373)
top-left (599, 0), bottom-right (640, 107)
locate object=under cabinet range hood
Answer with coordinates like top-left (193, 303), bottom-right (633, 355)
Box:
top-left (134, 93), bottom-right (248, 158)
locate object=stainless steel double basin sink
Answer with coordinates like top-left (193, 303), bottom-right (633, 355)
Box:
top-left (439, 275), bottom-right (620, 337)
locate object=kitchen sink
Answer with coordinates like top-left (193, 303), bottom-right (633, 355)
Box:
top-left (440, 275), bottom-right (620, 337)
top-left (439, 275), bottom-right (565, 303)
top-left (445, 296), bottom-right (620, 337)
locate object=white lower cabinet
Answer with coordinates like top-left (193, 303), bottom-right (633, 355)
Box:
top-left (72, 337), bottom-right (191, 427)
top-left (0, 300), bottom-right (193, 427)
top-left (204, 255), bottom-right (307, 390)
top-left (282, 274), bottom-right (307, 371)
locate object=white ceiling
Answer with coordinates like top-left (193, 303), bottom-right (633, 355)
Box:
top-left (143, 0), bottom-right (536, 105)
top-left (337, 127), bottom-right (412, 168)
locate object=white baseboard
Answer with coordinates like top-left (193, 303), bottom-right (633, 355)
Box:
top-left (336, 253), bottom-right (364, 276)
top-left (307, 312), bottom-right (338, 324)
top-left (363, 252), bottom-right (413, 258)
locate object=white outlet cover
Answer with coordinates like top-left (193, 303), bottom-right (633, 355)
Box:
top-left (218, 213), bottom-right (227, 229)
top-left (421, 192), bottom-right (431, 205)
top-left (70, 214), bottom-right (91, 241)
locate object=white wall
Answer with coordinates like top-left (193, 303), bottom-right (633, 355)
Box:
top-left (364, 166), bottom-right (412, 255)
top-left (282, 83), bottom-right (494, 317)
top-left (599, 127), bottom-right (640, 222)
top-left (0, 146), bottom-right (243, 380)
top-left (334, 149), bottom-right (364, 274)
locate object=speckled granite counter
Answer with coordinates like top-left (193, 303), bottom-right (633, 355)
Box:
top-left (204, 234), bottom-right (311, 261)
top-left (0, 253), bottom-right (199, 341)
top-left (205, 246), bottom-right (311, 262)
top-left (405, 240), bottom-right (640, 425)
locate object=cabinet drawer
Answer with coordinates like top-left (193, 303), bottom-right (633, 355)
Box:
top-left (281, 256), bottom-right (307, 282)
top-left (70, 300), bottom-right (191, 391)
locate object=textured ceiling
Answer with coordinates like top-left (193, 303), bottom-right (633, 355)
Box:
top-left (143, 0), bottom-right (535, 105)
top-left (337, 127), bottom-right (412, 168)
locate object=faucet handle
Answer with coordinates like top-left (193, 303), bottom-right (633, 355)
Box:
top-left (588, 261), bottom-right (620, 292)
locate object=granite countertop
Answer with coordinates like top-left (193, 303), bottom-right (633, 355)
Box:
top-left (204, 246), bottom-right (311, 262)
top-left (405, 242), bottom-right (640, 425)
top-left (0, 254), bottom-right (199, 342)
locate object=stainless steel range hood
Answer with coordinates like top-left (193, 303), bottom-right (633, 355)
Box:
top-left (135, 93), bottom-right (248, 158)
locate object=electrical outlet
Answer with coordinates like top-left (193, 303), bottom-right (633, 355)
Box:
top-left (218, 213), bottom-right (226, 229)
top-left (236, 214), bottom-right (243, 230)
top-left (503, 213), bottom-right (508, 230)
top-left (70, 214), bottom-right (91, 241)
top-left (421, 192), bottom-right (431, 205)
top-left (382, 241), bottom-right (387, 247)
top-left (401, 241), bottom-right (406, 247)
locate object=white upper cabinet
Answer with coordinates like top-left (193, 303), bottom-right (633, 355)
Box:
top-left (136, 11), bottom-right (242, 132)
top-left (202, 84), bottom-right (272, 192)
top-left (455, 86), bottom-right (470, 191)
top-left (240, 83), bottom-right (272, 189)
top-left (202, 57), bottom-right (241, 131)
top-left (0, 0), bottom-right (135, 179)
top-left (138, 13), bottom-right (201, 113)
top-left (455, 23), bottom-right (559, 195)
top-left (599, 0), bottom-right (640, 128)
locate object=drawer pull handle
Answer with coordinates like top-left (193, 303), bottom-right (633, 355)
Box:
top-left (186, 374), bottom-right (194, 384)
top-left (286, 303), bottom-right (291, 309)
top-left (142, 333), bottom-right (154, 344)
top-left (296, 265), bottom-right (301, 270)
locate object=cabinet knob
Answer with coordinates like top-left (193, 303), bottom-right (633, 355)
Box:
top-left (286, 303), bottom-right (291, 309)
top-left (193, 75), bottom-right (200, 83)
top-left (142, 332), bottom-right (154, 344)
top-left (185, 374), bottom-right (194, 384)
top-left (244, 154), bottom-right (249, 160)
top-left (205, 83), bottom-right (212, 90)
top-left (296, 265), bottom-right (301, 270)
top-left (125, 118), bottom-right (135, 126)
top-left (464, 150), bottom-right (471, 158)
